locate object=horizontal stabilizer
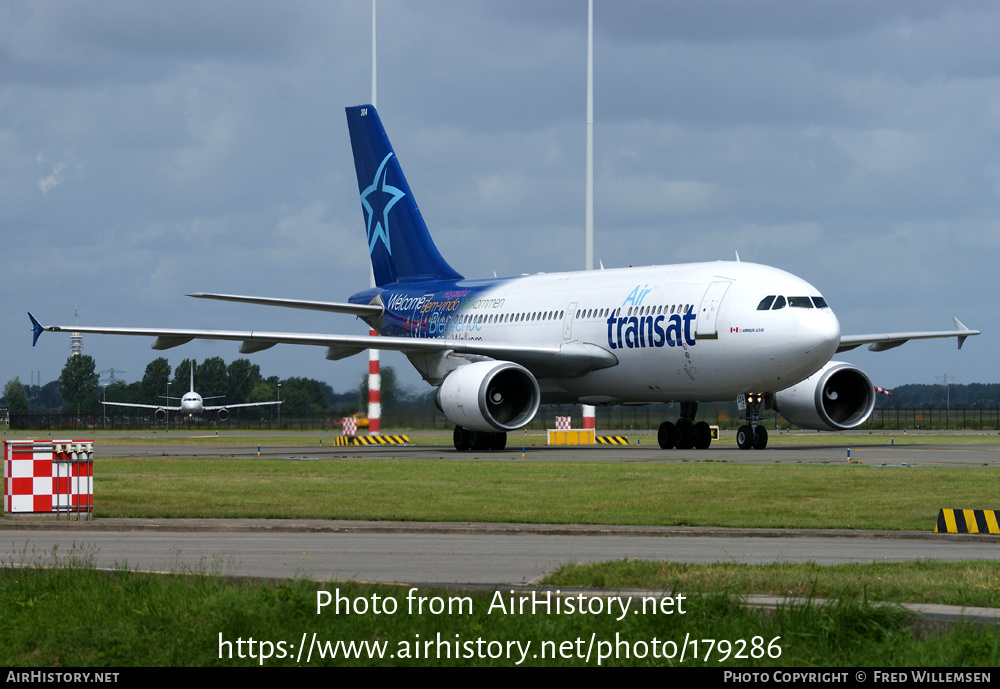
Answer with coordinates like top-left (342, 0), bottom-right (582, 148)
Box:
top-left (187, 293), bottom-right (382, 317)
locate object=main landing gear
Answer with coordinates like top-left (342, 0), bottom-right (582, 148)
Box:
top-left (657, 402), bottom-right (713, 450)
top-left (736, 393), bottom-right (769, 450)
top-left (453, 426), bottom-right (507, 452)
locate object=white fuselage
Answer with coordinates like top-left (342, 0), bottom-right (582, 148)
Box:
top-left (384, 260), bottom-right (841, 404)
top-left (179, 391), bottom-right (205, 414)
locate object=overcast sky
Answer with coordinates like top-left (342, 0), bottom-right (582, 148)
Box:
top-left (4, 0), bottom-right (997, 402)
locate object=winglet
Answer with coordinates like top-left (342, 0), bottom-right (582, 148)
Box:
top-left (28, 313), bottom-right (44, 347)
top-left (953, 317), bottom-right (976, 350)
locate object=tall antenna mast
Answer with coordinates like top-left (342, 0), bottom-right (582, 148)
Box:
top-left (582, 0), bottom-right (597, 433)
top-left (585, 0), bottom-right (594, 271)
top-left (70, 303), bottom-right (83, 356)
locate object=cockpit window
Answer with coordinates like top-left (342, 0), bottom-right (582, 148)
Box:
top-left (757, 296), bottom-right (775, 311)
top-left (812, 296), bottom-right (829, 309)
top-left (771, 295), bottom-right (786, 310)
top-left (788, 296), bottom-right (813, 309)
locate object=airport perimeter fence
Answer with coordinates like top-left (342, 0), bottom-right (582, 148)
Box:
top-left (519, 406), bottom-right (1000, 433)
top-left (6, 407), bottom-right (1000, 433)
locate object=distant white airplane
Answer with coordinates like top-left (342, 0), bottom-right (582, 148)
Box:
top-left (101, 364), bottom-right (280, 421)
top-left (31, 105), bottom-right (978, 450)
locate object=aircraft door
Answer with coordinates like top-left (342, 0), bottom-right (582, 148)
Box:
top-left (563, 302), bottom-right (578, 341)
top-left (696, 281), bottom-right (732, 339)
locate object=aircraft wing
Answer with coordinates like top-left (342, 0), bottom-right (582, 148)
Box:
top-left (837, 318), bottom-right (979, 353)
top-left (187, 293), bottom-right (383, 317)
top-left (29, 314), bottom-right (618, 378)
top-left (101, 401), bottom-right (180, 411)
top-left (203, 401), bottom-right (283, 411)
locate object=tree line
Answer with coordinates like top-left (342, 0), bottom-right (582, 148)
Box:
top-left (874, 383), bottom-right (1000, 409)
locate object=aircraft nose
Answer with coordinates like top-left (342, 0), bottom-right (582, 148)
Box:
top-left (804, 310), bottom-right (841, 356)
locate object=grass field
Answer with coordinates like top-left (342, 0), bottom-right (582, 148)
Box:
top-left (91, 455), bottom-right (999, 531)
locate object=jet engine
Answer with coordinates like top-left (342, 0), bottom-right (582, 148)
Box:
top-left (436, 361), bottom-right (541, 432)
top-left (774, 361), bottom-right (877, 431)
top-left (155, 408), bottom-right (167, 422)
top-left (217, 408), bottom-right (229, 421)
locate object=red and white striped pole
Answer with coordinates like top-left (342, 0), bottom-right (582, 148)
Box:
top-left (368, 330), bottom-right (381, 435)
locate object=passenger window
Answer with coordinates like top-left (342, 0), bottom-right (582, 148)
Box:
top-left (772, 296), bottom-right (786, 310)
top-left (757, 296), bottom-right (775, 311)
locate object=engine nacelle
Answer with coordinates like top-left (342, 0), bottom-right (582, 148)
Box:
top-left (155, 408), bottom-right (167, 422)
top-left (217, 408), bottom-right (229, 421)
top-left (774, 361), bottom-right (876, 431)
top-left (436, 361), bottom-right (541, 432)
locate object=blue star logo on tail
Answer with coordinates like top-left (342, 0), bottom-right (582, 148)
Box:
top-left (361, 152), bottom-right (406, 256)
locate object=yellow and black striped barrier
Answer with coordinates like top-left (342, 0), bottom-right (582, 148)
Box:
top-left (333, 435), bottom-right (410, 447)
top-left (596, 436), bottom-right (629, 445)
top-left (935, 508), bottom-right (1000, 534)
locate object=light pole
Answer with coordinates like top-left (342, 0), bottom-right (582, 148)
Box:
top-left (166, 380), bottom-right (170, 431)
top-left (277, 383), bottom-right (281, 430)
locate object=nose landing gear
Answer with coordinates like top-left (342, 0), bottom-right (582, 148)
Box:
top-left (736, 393), bottom-right (770, 450)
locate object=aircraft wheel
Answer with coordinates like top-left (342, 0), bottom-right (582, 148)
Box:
top-left (736, 425), bottom-right (754, 450)
top-left (453, 426), bottom-right (471, 452)
top-left (490, 432), bottom-right (507, 451)
top-left (674, 420), bottom-right (695, 450)
top-left (694, 421), bottom-right (712, 449)
top-left (469, 430), bottom-right (489, 452)
top-left (753, 426), bottom-right (768, 450)
top-left (657, 421), bottom-right (676, 449)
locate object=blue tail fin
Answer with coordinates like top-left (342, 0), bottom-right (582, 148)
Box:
top-left (345, 105), bottom-right (463, 287)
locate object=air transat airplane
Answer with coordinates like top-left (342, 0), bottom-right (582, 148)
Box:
top-left (101, 364), bottom-right (281, 422)
top-left (30, 105), bottom-right (979, 451)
